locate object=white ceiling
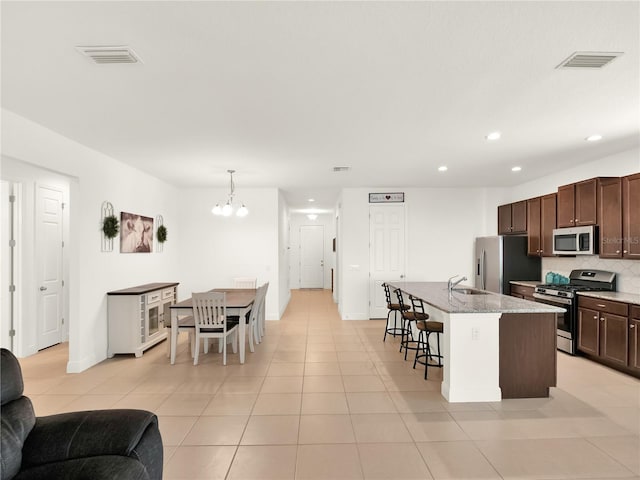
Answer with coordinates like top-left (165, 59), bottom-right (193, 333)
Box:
top-left (2, 1), bottom-right (639, 211)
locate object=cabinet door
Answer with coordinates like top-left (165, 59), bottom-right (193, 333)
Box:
top-left (527, 197), bottom-right (541, 256)
top-left (575, 178), bottom-right (598, 226)
top-left (498, 204), bottom-right (512, 235)
top-left (601, 313), bottom-right (628, 366)
top-left (541, 193), bottom-right (557, 256)
top-left (511, 201), bottom-right (527, 234)
top-left (622, 173), bottom-right (640, 259)
top-left (629, 318), bottom-right (640, 372)
top-left (557, 184), bottom-right (575, 227)
top-left (578, 307), bottom-right (599, 355)
top-left (599, 178), bottom-right (623, 258)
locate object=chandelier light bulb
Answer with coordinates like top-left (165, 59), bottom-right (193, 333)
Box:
top-left (236, 205), bottom-right (249, 217)
top-left (222, 202), bottom-right (233, 216)
top-left (212, 204), bottom-right (222, 215)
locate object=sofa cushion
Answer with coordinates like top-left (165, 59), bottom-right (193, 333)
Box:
top-left (1, 349), bottom-right (25, 406)
top-left (1, 396), bottom-right (36, 480)
top-left (13, 456), bottom-right (150, 480)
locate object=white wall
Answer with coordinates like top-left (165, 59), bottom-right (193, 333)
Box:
top-left (2, 109), bottom-right (180, 371)
top-left (278, 191), bottom-right (291, 318)
top-left (289, 212), bottom-right (336, 290)
top-left (338, 187), bottom-right (488, 320)
top-left (175, 187), bottom-right (282, 320)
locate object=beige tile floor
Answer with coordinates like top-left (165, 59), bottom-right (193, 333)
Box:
top-left (19, 289), bottom-right (640, 479)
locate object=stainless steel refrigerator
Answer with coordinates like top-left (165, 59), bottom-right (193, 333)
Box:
top-left (475, 236), bottom-right (541, 294)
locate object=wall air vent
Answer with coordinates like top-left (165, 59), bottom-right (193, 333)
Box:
top-left (556, 51), bottom-right (622, 69)
top-left (333, 166), bottom-right (351, 172)
top-left (76, 45), bottom-right (141, 64)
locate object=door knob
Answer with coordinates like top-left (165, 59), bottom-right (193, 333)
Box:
top-left (400, 275), bottom-right (405, 279)
top-left (39, 286), bottom-right (47, 291)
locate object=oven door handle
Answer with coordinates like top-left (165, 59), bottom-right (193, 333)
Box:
top-left (533, 292), bottom-right (572, 305)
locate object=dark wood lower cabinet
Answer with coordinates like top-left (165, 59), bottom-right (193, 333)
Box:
top-left (500, 312), bottom-right (556, 398)
top-left (601, 313), bottom-right (628, 366)
top-left (578, 297), bottom-right (637, 378)
top-left (578, 307), bottom-right (599, 356)
top-left (630, 306), bottom-right (640, 373)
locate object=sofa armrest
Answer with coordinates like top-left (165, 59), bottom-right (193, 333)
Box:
top-left (22, 409), bottom-right (159, 467)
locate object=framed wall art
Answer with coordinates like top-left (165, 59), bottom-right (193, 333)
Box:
top-left (120, 212), bottom-right (153, 253)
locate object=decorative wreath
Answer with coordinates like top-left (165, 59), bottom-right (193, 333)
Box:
top-left (156, 225), bottom-right (168, 243)
top-left (102, 215), bottom-right (120, 239)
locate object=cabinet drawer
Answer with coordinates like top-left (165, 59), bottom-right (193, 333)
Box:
top-left (579, 296), bottom-right (628, 316)
top-left (511, 284), bottom-right (535, 297)
top-left (632, 305), bottom-right (640, 319)
top-left (147, 292), bottom-right (162, 304)
top-left (162, 288), bottom-right (175, 300)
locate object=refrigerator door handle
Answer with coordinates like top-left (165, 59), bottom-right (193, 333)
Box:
top-left (482, 249), bottom-right (487, 290)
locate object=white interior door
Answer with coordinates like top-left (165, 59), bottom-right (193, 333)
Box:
top-left (369, 205), bottom-right (406, 318)
top-left (36, 185), bottom-right (64, 350)
top-left (300, 225), bottom-right (324, 288)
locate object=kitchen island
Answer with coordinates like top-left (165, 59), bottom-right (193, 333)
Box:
top-left (387, 282), bottom-right (564, 403)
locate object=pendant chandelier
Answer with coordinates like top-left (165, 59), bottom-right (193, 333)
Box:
top-left (211, 169), bottom-right (248, 217)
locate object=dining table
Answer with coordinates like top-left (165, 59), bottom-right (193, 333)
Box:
top-left (169, 288), bottom-right (255, 365)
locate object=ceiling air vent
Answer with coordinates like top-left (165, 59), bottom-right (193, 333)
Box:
top-left (556, 51), bottom-right (622, 69)
top-left (333, 166), bottom-right (351, 172)
top-left (76, 45), bottom-right (141, 64)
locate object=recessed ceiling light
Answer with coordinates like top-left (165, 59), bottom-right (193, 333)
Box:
top-left (486, 131), bottom-right (501, 141)
top-left (308, 198), bottom-right (315, 202)
top-left (586, 134), bottom-right (603, 142)
top-left (512, 166), bottom-right (522, 172)
top-left (438, 166), bottom-right (448, 172)
top-left (307, 214), bottom-right (318, 220)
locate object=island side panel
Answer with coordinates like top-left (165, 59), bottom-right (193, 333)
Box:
top-left (499, 312), bottom-right (557, 398)
top-left (441, 311), bottom-right (503, 403)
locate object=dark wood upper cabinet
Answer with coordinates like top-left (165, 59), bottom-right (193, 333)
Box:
top-left (599, 178), bottom-right (623, 258)
top-left (527, 197), bottom-right (541, 256)
top-left (540, 193), bottom-right (557, 256)
top-left (527, 194), bottom-right (556, 257)
top-left (498, 200), bottom-right (527, 235)
top-left (498, 204), bottom-right (512, 235)
top-left (557, 184), bottom-right (576, 227)
top-left (511, 201), bottom-right (527, 233)
top-left (622, 173), bottom-right (640, 259)
top-left (575, 178), bottom-right (598, 225)
top-left (557, 178), bottom-right (598, 227)
top-left (498, 201), bottom-right (527, 235)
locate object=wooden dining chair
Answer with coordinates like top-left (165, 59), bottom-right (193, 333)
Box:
top-left (232, 277), bottom-right (257, 289)
top-left (192, 292), bottom-right (238, 365)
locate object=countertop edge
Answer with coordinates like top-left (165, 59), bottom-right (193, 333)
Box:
top-left (577, 291), bottom-right (640, 306)
top-left (509, 280), bottom-right (541, 288)
top-left (107, 282), bottom-right (180, 295)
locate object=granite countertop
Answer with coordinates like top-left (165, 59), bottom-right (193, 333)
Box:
top-left (577, 291), bottom-right (640, 306)
top-left (387, 281), bottom-right (565, 314)
top-left (510, 280), bottom-right (541, 288)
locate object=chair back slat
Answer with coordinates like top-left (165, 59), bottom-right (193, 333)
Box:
top-left (233, 277), bottom-right (257, 289)
top-left (193, 292), bottom-right (226, 329)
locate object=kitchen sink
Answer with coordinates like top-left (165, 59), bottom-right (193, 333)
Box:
top-left (452, 288), bottom-right (490, 295)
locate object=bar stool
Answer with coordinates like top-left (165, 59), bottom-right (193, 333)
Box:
top-left (382, 283), bottom-right (409, 341)
top-left (396, 289), bottom-right (429, 360)
top-left (409, 295), bottom-right (443, 379)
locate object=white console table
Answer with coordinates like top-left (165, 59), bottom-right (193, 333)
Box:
top-left (107, 282), bottom-right (179, 357)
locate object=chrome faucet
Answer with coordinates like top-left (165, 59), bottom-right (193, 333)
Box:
top-left (448, 274), bottom-right (468, 292)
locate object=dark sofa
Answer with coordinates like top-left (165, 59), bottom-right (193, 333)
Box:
top-left (0, 348), bottom-right (163, 480)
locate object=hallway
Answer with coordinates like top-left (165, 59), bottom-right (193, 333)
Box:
top-left (17, 289), bottom-right (640, 479)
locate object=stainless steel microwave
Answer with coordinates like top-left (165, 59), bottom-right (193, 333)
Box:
top-left (552, 225), bottom-right (598, 255)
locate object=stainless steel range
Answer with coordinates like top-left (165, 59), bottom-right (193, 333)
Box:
top-left (533, 269), bottom-right (616, 355)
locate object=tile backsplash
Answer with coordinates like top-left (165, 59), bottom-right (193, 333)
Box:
top-left (542, 257), bottom-right (640, 294)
